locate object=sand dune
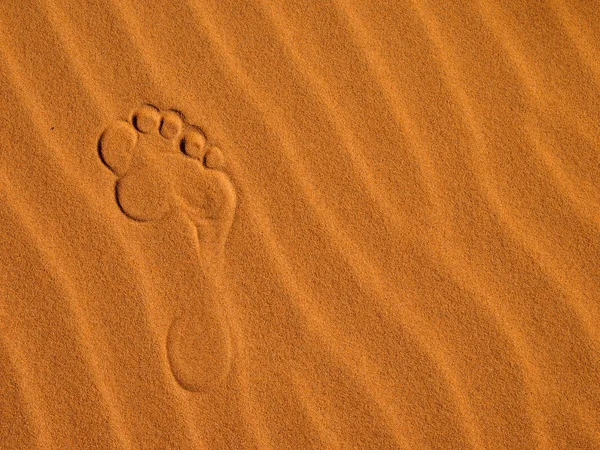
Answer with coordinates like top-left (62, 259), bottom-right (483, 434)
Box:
top-left (1, 0), bottom-right (599, 448)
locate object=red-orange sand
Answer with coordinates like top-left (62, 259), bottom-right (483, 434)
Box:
top-left (1, 0), bottom-right (600, 448)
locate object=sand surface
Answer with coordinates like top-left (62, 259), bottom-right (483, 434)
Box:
top-left (1, 0), bottom-right (600, 448)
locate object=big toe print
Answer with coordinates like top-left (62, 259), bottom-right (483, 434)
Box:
top-left (98, 104), bottom-right (237, 392)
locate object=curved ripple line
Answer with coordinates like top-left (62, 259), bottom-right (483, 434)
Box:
top-left (214, 268), bottom-right (276, 450)
top-left (575, 403), bottom-right (600, 448)
top-left (228, 188), bottom-right (420, 450)
top-left (522, 115), bottom-right (600, 234)
top-left (469, 0), bottom-right (600, 342)
top-left (473, 0), bottom-right (600, 354)
top-left (328, 0), bottom-right (556, 447)
top-left (196, 2), bottom-right (576, 448)
top-left (0, 315), bottom-right (52, 448)
top-left (548, 0), bottom-right (600, 148)
top-left (332, 0), bottom-right (559, 447)
top-left (0, 175), bottom-right (134, 450)
top-left (475, 0), bottom-right (600, 201)
top-left (252, 0), bottom-right (401, 229)
top-left (231, 5), bottom-right (491, 445)
top-left (25, 1), bottom-right (552, 448)
top-left (120, 2), bottom-right (435, 446)
top-left (402, 0), bottom-right (600, 445)
top-left (95, 1), bottom-right (274, 447)
top-left (548, 0), bottom-right (600, 89)
top-left (178, 3), bottom-right (495, 447)
top-left (533, 1), bottom-right (600, 225)
top-left (480, 0), bottom-right (597, 140)
top-left (0, 13), bottom-right (202, 446)
top-left (288, 370), bottom-right (344, 449)
top-left (31, 0), bottom-right (118, 118)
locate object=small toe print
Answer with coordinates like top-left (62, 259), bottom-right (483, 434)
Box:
top-left (182, 130), bottom-right (207, 160)
top-left (134, 104), bottom-right (161, 133)
top-left (160, 110), bottom-right (184, 139)
top-left (99, 121), bottom-right (137, 177)
top-left (204, 146), bottom-right (225, 170)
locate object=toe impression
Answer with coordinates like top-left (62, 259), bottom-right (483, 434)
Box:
top-left (204, 146), bottom-right (225, 170)
top-left (160, 110), bottom-right (184, 139)
top-left (182, 130), bottom-right (207, 160)
top-left (134, 104), bottom-right (161, 134)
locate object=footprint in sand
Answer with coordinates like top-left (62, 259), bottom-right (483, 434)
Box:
top-left (98, 104), bottom-right (237, 392)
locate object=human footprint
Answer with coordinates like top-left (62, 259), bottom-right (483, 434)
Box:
top-left (98, 104), bottom-right (237, 391)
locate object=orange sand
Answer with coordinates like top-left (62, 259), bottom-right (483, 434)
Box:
top-left (1, 0), bottom-right (600, 448)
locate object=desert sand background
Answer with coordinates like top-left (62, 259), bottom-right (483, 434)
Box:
top-left (1, 0), bottom-right (600, 448)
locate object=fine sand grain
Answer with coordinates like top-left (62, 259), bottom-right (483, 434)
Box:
top-left (1, 0), bottom-right (600, 448)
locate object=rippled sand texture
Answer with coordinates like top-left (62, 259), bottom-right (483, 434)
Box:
top-left (1, 0), bottom-right (600, 448)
